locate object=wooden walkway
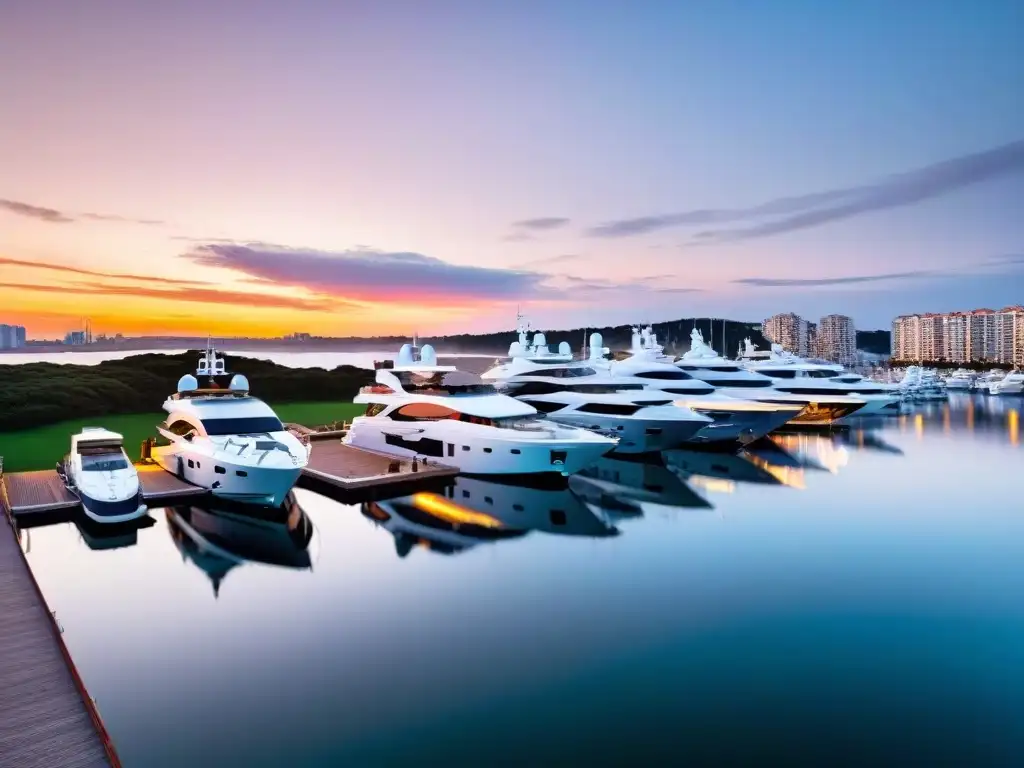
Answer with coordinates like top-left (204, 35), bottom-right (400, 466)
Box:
top-left (1, 466), bottom-right (207, 520)
top-left (300, 441), bottom-right (457, 500)
top-left (0, 516), bottom-right (118, 767)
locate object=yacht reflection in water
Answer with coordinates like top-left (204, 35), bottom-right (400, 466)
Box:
top-left (75, 512), bottom-right (157, 551)
top-left (569, 453), bottom-right (712, 518)
top-left (166, 492), bottom-right (314, 597)
top-left (363, 475), bottom-right (620, 558)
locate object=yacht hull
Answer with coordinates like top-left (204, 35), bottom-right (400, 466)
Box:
top-left (79, 492), bottom-right (147, 524)
top-left (153, 446), bottom-right (301, 507)
top-left (686, 406), bottom-right (801, 444)
top-left (546, 413), bottom-right (706, 454)
top-left (344, 418), bottom-right (614, 475)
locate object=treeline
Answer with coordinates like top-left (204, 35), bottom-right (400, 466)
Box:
top-left (0, 352), bottom-right (372, 432)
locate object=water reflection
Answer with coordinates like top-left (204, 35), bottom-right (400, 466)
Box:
top-left (166, 492), bottom-right (314, 596)
top-left (76, 512), bottom-right (157, 551)
top-left (899, 393), bottom-right (1024, 444)
top-left (569, 453), bottom-right (712, 515)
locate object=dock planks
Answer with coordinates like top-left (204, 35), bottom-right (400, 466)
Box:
top-left (0, 517), bottom-right (116, 767)
top-left (135, 464), bottom-right (207, 501)
top-left (300, 441), bottom-right (457, 499)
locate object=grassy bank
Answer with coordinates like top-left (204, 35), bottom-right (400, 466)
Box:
top-left (0, 401), bottom-right (363, 473)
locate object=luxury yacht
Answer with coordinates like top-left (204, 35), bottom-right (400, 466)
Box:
top-left (943, 369), bottom-right (976, 391)
top-left (898, 366), bottom-right (949, 400)
top-left (989, 370), bottom-right (1024, 395)
top-left (152, 344), bottom-right (310, 507)
top-left (481, 335), bottom-right (714, 452)
top-left (345, 341), bottom-right (617, 475)
top-left (166, 493), bottom-right (314, 597)
top-left (593, 327), bottom-right (805, 443)
top-left (975, 368), bottom-right (1007, 394)
top-left (362, 492), bottom-right (529, 558)
top-left (739, 341), bottom-right (900, 420)
top-left (59, 428), bottom-right (146, 523)
top-left (683, 333), bottom-right (868, 425)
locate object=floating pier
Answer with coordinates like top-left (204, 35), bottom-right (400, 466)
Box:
top-left (0, 514), bottom-right (120, 767)
top-left (299, 439), bottom-right (458, 500)
top-left (0, 463), bottom-right (206, 521)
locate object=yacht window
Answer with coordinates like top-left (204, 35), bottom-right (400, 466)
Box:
top-left (187, 459), bottom-right (195, 468)
top-left (236, 470), bottom-right (248, 477)
top-left (394, 370), bottom-right (497, 396)
top-left (550, 509), bottom-right (567, 526)
top-left (215, 466), bottom-right (226, 474)
top-left (165, 419), bottom-right (196, 437)
top-left (550, 366), bottom-right (597, 378)
top-left (462, 445), bottom-right (470, 451)
top-left (80, 453), bottom-right (129, 472)
top-left (762, 370), bottom-right (797, 379)
top-left (483, 447), bottom-right (492, 453)
top-left (805, 369), bottom-right (844, 379)
top-left (447, 443), bottom-right (455, 457)
top-left (364, 403), bottom-right (387, 417)
top-left (569, 383), bottom-right (644, 394)
top-left (709, 366), bottom-right (741, 373)
top-left (635, 399), bottom-right (672, 406)
top-left (200, 416), bottom-right (284, 435)
top-left (776, 387), bottom-right (853, 396)
top-left (635, 370), bottom-right (691, 380)
top-left (510, 449), bottom-right (521, 454)
top-left (714, 379), bottom-right (773, 388)
top-left (576, 403), bottom-right (642, 416)
top-left (663, 386), bottom-right (716, 395)
top-left (520, 399), bottom-right (566, 414)
top-left (507, 381), bottom-right (562, 396)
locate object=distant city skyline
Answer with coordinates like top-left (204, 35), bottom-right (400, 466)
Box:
top-left (2, 2), bottom-right (1022, 338)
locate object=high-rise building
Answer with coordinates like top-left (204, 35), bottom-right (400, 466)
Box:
top-left (64, 330), bottom-right (87, 345)
top-left (816, 314), bottom-right (856, 365)
top-left (762, 312), bottom-right (813, 356)
top-left (892, 306), bottom-right (1024, 363)
top-left (0, 324), bottom-right (27, 349)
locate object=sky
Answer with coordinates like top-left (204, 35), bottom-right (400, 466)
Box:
top-left (1, 0), bottom-right (1022, 339)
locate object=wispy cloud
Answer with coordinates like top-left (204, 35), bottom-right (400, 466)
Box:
top-left (0, 199), bottom-right (73, 223)
top-left (587, 139), bottom-right (1024, 240)
top-left (0, 256), bottom-right (207, 287)
top-left (185, 243), bottom-right (559, 304)
top-left (511, 217), bottom-right (570, 231)
top-left (513, 253), bottom-right (583, 270)
top-left (3, 281), bottom-right (337, 312)
top-left (733, 270), bottom-right (942, 287)
top-left (0, 198), bottom-right (163, 226)
top-left (501, 231), bottom-right (535, 242)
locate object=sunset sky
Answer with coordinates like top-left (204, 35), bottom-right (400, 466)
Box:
top-left (2, 0), bottom-right (1022, 339)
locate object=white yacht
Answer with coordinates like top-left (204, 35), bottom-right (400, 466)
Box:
top-left (345, 341), bottom-right (617, 475)
top-left (989, 370), bottom-right (1024, 395)
top-left (59, 428), bottom-right (146, 523)
top-left (974, 368), bottom-right (1007, 394)
top-left (943, 369), bottom-right (976, 391)
top-left (739, 341), bottom-right (900, 420)
top-left (481, 330), bottom-right (715, 453)
top-left (898, 366), bottom-right (949, 401)
top-left (152, 344), bottom-right (310, 507)
top-left (593, 326), bottom-right (805, 443)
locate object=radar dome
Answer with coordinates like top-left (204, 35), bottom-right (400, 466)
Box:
top-left (397, 343), bottom-right (414, 366)
top-left (420, 344), bottom-right (438, 366)
top-left (177, 374), bottom-right (199, 393)
top-left (558, 341), bottom-right (571, 356)
top-left (229, 374), bottom-right (250, 392)
top-left (533, 332), bottom-right (547, 349)
top-left (590, 332), bottom-right (603, 350)
top-left (509, 340), bottom-right (524, 357)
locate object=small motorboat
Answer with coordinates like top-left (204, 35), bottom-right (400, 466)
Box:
top-left (59, 427), bottom-right (146, 523)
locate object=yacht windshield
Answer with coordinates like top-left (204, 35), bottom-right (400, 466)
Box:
top-left (81, 453), bottom-right (129, 472)
top-left (805, 369), bottom-right (845, 378)
top-left (201, 416), bottom-right (284, 435)
top-left (395, 370), bottom-right (496, 396)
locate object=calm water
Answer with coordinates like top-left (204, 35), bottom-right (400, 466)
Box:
top-left (18, 393), bottom-right (1024, 766)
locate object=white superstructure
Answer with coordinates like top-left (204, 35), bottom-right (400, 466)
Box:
top-left (989, 370), bottom-right (1024, 395)
top-left (345, 341), bottom-right (617, 475)
top-left (61, 427), bottom-right (146, 523)
top-left (152, 344), bottom-right (310, 507)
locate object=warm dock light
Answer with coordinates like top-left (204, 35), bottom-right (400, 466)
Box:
top-left (410, 493), bottom-right (503, 528)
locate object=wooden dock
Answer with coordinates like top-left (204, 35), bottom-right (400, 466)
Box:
top-left (299, 441), bottom-right (458, 501)
top-left (0, 516), bottom-right (120, 767)
top-left (0, 465), bottom-right (207, 520)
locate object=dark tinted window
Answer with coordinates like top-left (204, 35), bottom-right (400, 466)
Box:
top-left (715, 379), bottom-right (773, 388)
top-left (568, 383), bottom-right (644, 394)
top-left (395, 370), bottom-right (496, 395)
top-left (761, 370), bottom-right (797, 379)
top-left (201, 416), bottom-right (284, 435)
top-left (805, 369), bottom-right (844, 378)
top-left (635, 369), bottom-right (690, 380)
top-left (576, 402), bottom-right (641, 416)
top-left (165, 419), bottom-right (195, 436)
